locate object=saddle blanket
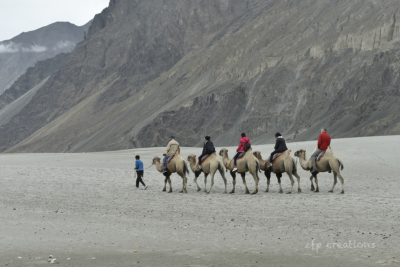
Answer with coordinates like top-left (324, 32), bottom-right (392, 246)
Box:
top-left (166, 154), bottom-right (175, 164)
top-left (237, 152), bottom-right (245, 159)
top-left (317, 150), bottom-right (325, 161)
top-left (201, 154), bottom-right (210, 162)
top-left (272, 153), bottom-right (282, 161)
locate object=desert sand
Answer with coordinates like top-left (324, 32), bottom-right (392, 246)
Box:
top-left (1, 136), bottom-right (399, 266)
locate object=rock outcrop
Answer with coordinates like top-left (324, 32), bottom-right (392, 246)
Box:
top-left (1, 0), bottom-right (400, 153)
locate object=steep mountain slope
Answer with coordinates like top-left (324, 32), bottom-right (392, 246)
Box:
top-left (1, 0), bottom-right (400, 153)
top-left (0, 53), bottom-right (69, 111)
top-left (0, 21), bottom-right (91, 94)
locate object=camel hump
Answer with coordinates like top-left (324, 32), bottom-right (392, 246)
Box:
top-left (324, 146), bottom-right (334, 156)
top-left (243, 148), bottom-right (253, 158)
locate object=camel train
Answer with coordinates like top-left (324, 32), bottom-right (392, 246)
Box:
top-left (150, 129), bottom-right (344, 194)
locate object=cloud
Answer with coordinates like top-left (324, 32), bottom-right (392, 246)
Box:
top-left (0, 43), bottom-right (19, 53)
top-left (53, 41), bottom-right (75, 50)
top-left (22, 44), bottom-right (47, 53)
top-left (0, 42), bottom-right (47, 53)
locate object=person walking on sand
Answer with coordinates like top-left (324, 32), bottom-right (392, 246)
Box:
top-left (163, 135), bottom-right (180, 173)
top-left (310, 127), bottom-right (331, 174)
top-left (135, 155), bottom-right (148, 189)
top-left (232, 133), bottom-right (250, 172)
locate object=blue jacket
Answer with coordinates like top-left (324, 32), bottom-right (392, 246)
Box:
top-left (135, 160), bottom-right (144, 171)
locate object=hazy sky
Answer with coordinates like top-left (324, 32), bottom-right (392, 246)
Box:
top-left (0, 0), bottom-right (110, 41)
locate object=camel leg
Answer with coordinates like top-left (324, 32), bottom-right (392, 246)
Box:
top-left (207, 173), bottom-right (215, 194)
top-left (183, 174), bottom-right (188, 193)
top-left (310, 176), bottom-right (315, 191)
top-left (314, 174), bottom-right (319, 192)
top-left (162, 177), bottom-right (167, 192)
top-left (229, 171), bottom-right (236, 194)
top-left (337, 171), bottom-right (344, 194)
top-left (277, 174), bottom-right (283, 193)
top-left (329, 172), bottom-right (338, 193)
top-left (293, 171), bottom-right (301, 193)
top-left (194, 175), bottom-right (201, 192)
top-left (168, 177), bottom-right (172, 193)
top-left (286, 172), bottom-right (295, 194)
top-left (241, 173), bottom-right (250, 194)
top-left (178, 173), bottom-right (185, 193)
top-left (250, 171), bottom-right (259, 195)
top-left (218, 166), bottom-right (228, 194)
top-left (265, 170), bottom-right (271, 192)
top-left (204, 173), bottom-right (208, 192)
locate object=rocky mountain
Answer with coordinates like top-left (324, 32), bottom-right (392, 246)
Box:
top-left (0, 21), bottom-right (91, 94)
top-left (1, 0), bottom-right (400, 153)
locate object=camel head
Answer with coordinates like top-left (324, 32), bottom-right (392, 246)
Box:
top-left (294, 149), bottom-right (307, 159)
top-left (152, 156), bottom-right (161, 164)
top-left (253, 151), bottom-right (262, 159)
top-left (187, 154), bottom-right (197, 163)
top-left (219, 148), bottom-right (228, 157)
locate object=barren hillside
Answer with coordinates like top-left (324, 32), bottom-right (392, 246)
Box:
top-left (1, 0), bottom-right (400, 153)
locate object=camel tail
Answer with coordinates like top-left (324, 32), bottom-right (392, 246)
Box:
top-left (184, 161), bottom-right (189, 175)
top-left (256, 160), bottom-right (260, 174)
top-left (338, 159), bottom-right (344, 171)
top-left (293, 158), bottom-right (298, 173)
top-left (218, 161), bottom-right (224, 173)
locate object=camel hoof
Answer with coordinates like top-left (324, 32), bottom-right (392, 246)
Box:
top-left (206, 191), bottom-right (210, 194)
top-left (168, 191), bottom-right (172, 193)
top-left (298, 189), bottom-right (302, 193)
top-left (197, 188), bottom-right (201, 192)
top-left (265, 189), bottom-right (269, 193)
top-left (251, 191), bottom-right (258, 195)
top-left (224, 192), bottom-right (227, 194)
top-left (310, 188), bottom-right (315, 191)
top-left (179, 191), bottom-right (183, 193)
top-left (315, 190), bottom-right (319, 193)
top-left (279, 190), bottom-right (283, 194)
top-left (162, 189), bottom-right (166, 192)
top-left (341, 191), bottom-right (344, 194)
top-left (328, 190), bottom-right (333, 193)
top-left (245, 191), bottom-right (250, 195)
top-left (287, 192), bottom-right (292, 194)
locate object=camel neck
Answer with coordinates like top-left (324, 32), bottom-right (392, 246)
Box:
top-left (189, 160), bottom-right (199, 172)
top-left (298, 155), bottom-right (309, 170)
top-left (156, 162), bottom-right (164, 172)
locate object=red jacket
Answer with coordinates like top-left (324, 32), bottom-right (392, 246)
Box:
top-left (237, 137), bottom-right (250, 152)
top-left (318, 132), bottom-right (331, 151)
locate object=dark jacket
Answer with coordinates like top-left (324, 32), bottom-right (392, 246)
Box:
top-left (274, 137), bottom-right (288, 151)
top-left (202, 141), bottom-right (215, 154)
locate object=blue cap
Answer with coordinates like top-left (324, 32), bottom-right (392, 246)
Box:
top-left (169, 135), bottom-right (175, 138)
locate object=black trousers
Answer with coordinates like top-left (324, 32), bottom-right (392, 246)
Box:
top-left (270, 150), bottom-right (286, 162)
top-left (136, 171), bottom-right (146, 188)
top-left (198, 153), bottom-right (208, 165)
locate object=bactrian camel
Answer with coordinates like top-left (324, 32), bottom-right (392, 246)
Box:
top-left (152, 150), bottom-right (189, 193)
top-left (187, 153), bottom-right (227, 194)
top-left (253, 150), bottom-right (301, 194)
top-left (219, 148), bottom-right (260, 194)
top-left (294, 146), bottom-right (344, 194)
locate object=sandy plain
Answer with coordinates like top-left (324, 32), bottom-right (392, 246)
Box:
top-left (1, 136), bottom-right (399, 266)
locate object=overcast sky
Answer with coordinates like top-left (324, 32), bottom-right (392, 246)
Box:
top-left (0, 0), bottom-right (110, 41)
